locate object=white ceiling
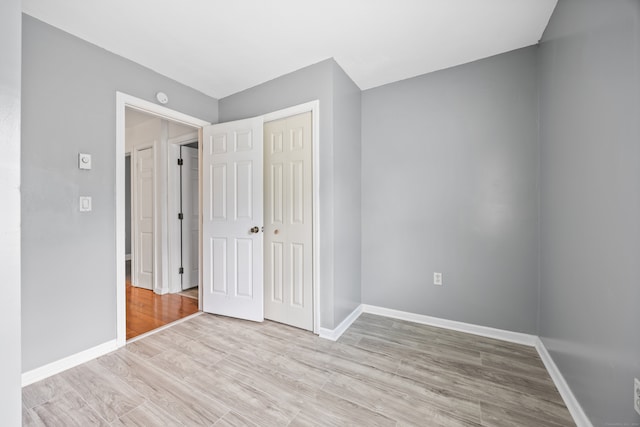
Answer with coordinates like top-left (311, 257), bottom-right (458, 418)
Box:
top-left (23, 0), bottom-right (557, 99)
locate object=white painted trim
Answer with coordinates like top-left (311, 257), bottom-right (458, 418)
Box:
top-left (167, 133), bottom-right (200, 294)
top-left (167, 141), bottom-right (181, 294)
top-left (127, 312), bottom-right (203, 344)
top-left (320, 304), bottom-right (586, 427)
top-left (319, 304), bottom-right (363, 341)
top-left (360, 305), bottom-right (538, 347)
top-left (116, 92), bottom-right (210, 348)
top-left (535, 338), bottom-right (593, 427)
top-left (167, 132), bottom-right (198, 145)
top-left (319, 305), bottom-right (586, 427)
top-left (22, 340), bottom-right (117, 387)
top-left (116, 95), bottom-right (126, 347)
top-left (197, 128), bottom-right (203, 312)
top-left (156, 121), bottom-right (169, 295)
top-left (118, 93), bottom-right (211, 128)
top-left (22, 312), bottom-right (204, 386)
top-left (262, 100), bottom-right (321, 334)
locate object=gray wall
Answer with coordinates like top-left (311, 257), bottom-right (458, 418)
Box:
top-left (361, 47), bottom-right (540, 334)
top-left (0, 0), bottom-right (22, 423)
top-left (331, 62), bottom-right (362, 326)
top-left (21, 15), bottom-right (219, 372)
top-left (220, 58), bottom-right (362, 329)
top-left (538, 0), bottom-right (640, 424)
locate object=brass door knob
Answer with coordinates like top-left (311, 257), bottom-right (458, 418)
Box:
top-left (274, 229), bottom-right (279, 235)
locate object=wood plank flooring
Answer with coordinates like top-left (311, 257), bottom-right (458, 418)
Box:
top-left (22, 313), bottom-right (575, 426)
top-left (126, 283), bottom-right (199, 340)
top-left (125, 261), bottom-right (199, 339)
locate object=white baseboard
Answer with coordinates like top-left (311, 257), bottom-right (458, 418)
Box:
top-left (22, 339), bottom-right (118, 387)
top-left (23, 312), bottom-right (204, 386)
top-left (319, 304), bottom-right (363, 341)
top-left (361, 304), bottom-right (538, 346)
top-left (318, 303), bottom-right (537, 347)
top-left (535, 338), bottom-right (593, 427)
top-left (357, 305), bottom-right (587, 427)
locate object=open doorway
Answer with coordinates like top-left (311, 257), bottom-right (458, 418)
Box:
top-left (124, 107), bottom-right (201, 339)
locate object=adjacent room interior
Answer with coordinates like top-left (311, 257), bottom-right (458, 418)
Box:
top-left (124, 107), bottom-right (201, 339)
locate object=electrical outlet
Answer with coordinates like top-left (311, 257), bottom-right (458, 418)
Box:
top-left (634, 378), bottom-right (640, 416)
top-left (433, 272), bottom-right (442, 286)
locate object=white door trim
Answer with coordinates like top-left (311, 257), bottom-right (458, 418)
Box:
top-left (116, 92), bottom-right (210, 347)
top-left (167, 133), bottom-right (199, 294)
top-left (262, 100), bottom-right (320, 334)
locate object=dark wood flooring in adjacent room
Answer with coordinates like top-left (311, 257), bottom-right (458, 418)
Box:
top-left (126, 261), bottom-right (199, 340)
top-left (23, 313), bottom-right (575, 426)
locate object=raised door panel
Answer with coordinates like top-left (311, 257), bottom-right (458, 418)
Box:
top-left (235, 238), bottom-right (254, 298)
top-left (270, 242), bottom-right (284, 303)
top-left (211, 163), bottom-right (227, 221)
top-left (210, 237), bottom-right (227, 294)
top-left (234, 160), bottom-right (253, 220)
top-left (290, 243), bottom-right (304, 307)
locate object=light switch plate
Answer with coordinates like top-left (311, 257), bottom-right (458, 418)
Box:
top-left (79, 196), bottom-right (92, 212)
top-left (434, 272), bottom-right (443, 286)
top-left (79, 153), bottom-right (92, 170)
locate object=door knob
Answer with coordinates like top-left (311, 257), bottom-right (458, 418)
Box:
top-left (250, 226), bottom-right (260, 234)
top-left (274, 229), bottom-right (279, 235)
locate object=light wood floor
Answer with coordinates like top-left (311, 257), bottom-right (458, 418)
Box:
top-left (22, 313), bottom-right (575, 426)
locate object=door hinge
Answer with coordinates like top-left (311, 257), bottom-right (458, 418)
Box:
top-left (177, 158), bottom-right (184, 166)
top-left (178, 267), bottom-right (184, 275)
top-left (178, 212), bottom-right (184, 220)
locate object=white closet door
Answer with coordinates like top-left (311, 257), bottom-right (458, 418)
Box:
top-left (201, 117), bottom-right (264, 322)
top-left (264, 112), bottom-right (313, 331)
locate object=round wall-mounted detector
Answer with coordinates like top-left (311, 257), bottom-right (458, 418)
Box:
top-left (156, 92), bottom-right (169, 104)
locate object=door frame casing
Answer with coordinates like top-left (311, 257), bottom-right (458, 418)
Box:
top-left (116, 92), bottom-right (210, 347)
top-left (263, 101), bottom-right (320, 334)
top-left (167, 133), bottom-right (199, 294)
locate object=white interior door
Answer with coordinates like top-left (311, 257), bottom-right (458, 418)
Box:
top-left (181, 146), bottom-right (199, 290)
top-left (133, 145), bottom-right (154, 290)
top-left (202, 117), bottom-right (264, 321)
top-left (264, 112), bottom-right (313, 331)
